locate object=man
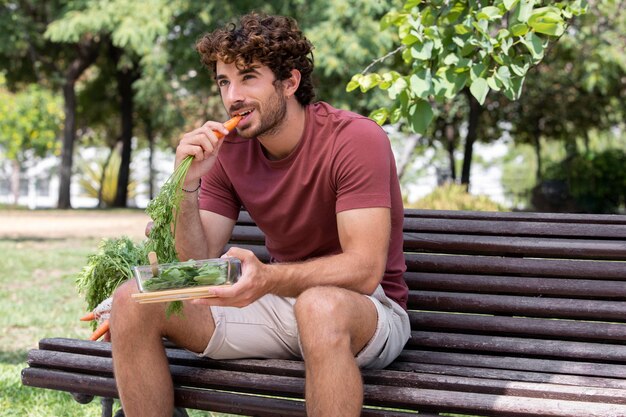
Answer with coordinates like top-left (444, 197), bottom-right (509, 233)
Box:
top-left (110, 13), bottom-right (409, 417)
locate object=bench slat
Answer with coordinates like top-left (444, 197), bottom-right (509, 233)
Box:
top-left (403, 233), bottom-right (626, 259)
top-left (411, 291), bottom-right (626, 320)
top-left (388, 360), bottom-right (626, 390)
top-left (406, 253), bottom-right (626, 280)
top-left (398, 350), bottom-right (626, 379)
top-left (410, 311), bottom-right (626, 341)
top-left (403, 218), bottom-right (626, 239)
top-left (409, 331), bottom-right (626, 361)
top-left (406, 272), bottom-right (626, 298)
top-left (404, 209), bottom-right (626, 224)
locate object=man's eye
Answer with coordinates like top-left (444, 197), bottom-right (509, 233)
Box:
top-left (218, 80), bottom-right (229, 87)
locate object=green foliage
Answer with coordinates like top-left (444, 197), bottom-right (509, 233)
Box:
top-left (407, 183), bottom-right (504, 211)
top-left (542, 149), bottom-right (626, 213)
top-left (145, 156), bottom-right (194, 264)
top-left (0, 80), bottom-right (63, 161)
top-left (44, 0), bottom-right (173, 56)
top-left (76, 237), bottom-right (147, 313)
top-left (507, 0), bottom-right (626, 152)
top-left (348, 0), bottom-right (587, 134)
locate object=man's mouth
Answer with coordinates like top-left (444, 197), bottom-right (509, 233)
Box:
top-left (235, 109), bottom-right (254, 122)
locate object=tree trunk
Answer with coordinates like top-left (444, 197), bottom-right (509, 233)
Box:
top-left (460, 88), bottom-right (483, 187)
top-left (57, 39), bottom-right (100, 209)
top-left (112, 47), bottom-right (139, 208)
top-left (445, 123), bottom-right (457, 182)
top-left (146, 118), bottom-right (155, 200)
top-left (11, 159), bottom-right (20, 205)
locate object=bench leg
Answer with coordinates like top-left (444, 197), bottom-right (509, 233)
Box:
top-left (101, 397), bottom-right (113, 417)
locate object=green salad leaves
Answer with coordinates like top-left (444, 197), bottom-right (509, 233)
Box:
top-left (143, 261), bottom-right (227, 291)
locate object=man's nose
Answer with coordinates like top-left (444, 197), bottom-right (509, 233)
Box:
top-left (225, 83), bottom-right (245, 103)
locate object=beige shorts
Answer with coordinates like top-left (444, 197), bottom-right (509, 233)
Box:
top-left (199, 285), bottom-right (410, 369)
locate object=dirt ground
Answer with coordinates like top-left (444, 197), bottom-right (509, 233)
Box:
top-left (0, 209), bottom-right (151, 240)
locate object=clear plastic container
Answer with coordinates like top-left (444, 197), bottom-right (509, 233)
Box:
top-left (132, 257), bottom-right (241, 303)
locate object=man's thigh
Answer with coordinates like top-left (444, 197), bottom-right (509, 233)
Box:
top-left (158, 300), bottom-right (218, 355)
top-left (357, 285), bottom-right (410, 369)
top-left (199, 294), bottom-right (301, 360)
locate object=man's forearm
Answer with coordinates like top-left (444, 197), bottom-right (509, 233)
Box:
top-left (174, 193), bottom-right (210, 261)
top-left (267, 251), bottom-right (385, 298)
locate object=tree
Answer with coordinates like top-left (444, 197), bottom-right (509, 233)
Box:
top-left (348, 0), bottom-right (587, 186)
top-left (0, 80), bottom-right (63, 204)
top-left (45, 0), bottom-right (176, 207)
top-left (495, 0), bottom-right (626, 211)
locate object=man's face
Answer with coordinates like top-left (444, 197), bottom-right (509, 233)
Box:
top-left (216, 61), bottom-right (287, 139)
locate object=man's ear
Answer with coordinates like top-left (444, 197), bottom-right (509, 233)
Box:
top-left (283, 69), bottom-right (301, 98)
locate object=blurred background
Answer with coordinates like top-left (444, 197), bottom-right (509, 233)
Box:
top-left (0, 0), bottom-right (624, 214)
top-left (1, 2), bottom-right (625, 416)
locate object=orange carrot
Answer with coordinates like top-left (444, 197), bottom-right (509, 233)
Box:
top-left (89, 319), bottom-right (110, 341)
top-left (79, 312), bottom-right (96, 322)
top-left (214, 115), bottom-right (242, 139)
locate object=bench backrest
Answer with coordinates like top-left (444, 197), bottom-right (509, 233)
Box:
top-left (228, 209), bottom-right (626, 364)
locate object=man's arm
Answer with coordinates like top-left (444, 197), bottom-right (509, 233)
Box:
top-left (205, 207), bottom-right (390, 306)
top-left (175, 192), bottom-right (236, 260)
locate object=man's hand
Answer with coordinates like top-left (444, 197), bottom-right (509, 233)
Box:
top-left (175, 120), bottom-right (231, 189)
top-left (192, 247), bottom-right (273, 308)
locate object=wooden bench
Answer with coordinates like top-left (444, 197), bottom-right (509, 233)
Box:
top-left (21, 209), bottom-right (626, 416)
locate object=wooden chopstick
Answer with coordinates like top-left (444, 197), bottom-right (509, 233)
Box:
top-left (131, 284), bottom-right (232, 303)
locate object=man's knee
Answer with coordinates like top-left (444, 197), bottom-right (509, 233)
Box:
top-left (294, 287), bottom-right (355, 350)
top-left (110, 279), bottom-right (153, 335)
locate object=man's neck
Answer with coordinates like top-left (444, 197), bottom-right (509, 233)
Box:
top-left (258, 101), bottom-right (307, 161)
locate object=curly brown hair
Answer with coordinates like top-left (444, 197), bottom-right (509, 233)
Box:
top-left (196, 13), bottom-right (315, 106)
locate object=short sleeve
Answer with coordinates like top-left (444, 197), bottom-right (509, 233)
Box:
top-left (198, 159), bottom-right (241, 220)
top-left (331, 119), bottom-right (393, 213)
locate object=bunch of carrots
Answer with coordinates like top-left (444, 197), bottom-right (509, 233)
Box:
top-left (80, 115), bottom-right (242, 341)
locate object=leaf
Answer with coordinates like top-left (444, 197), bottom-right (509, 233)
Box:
top-left (388, 77), bottom-right (409, 100)
top-left (510, 56), bottom-right (530, 76)
top-left (495, 66), bottom-right (512, 89)
top-left (470, 62), bottom-right (487, 80)
top-left (522, 32), bottom-right (544, 60)
top-left (502, 75), bottom-right (526, 100)
top-left (409, 69), bottom-right (432, 99)
top-left (443, 53), bottom-right (459, 66)
top-left (528, 7), bottom-right (565, 36)
top-left (476, 6), bottom-right (502, 21)
top-left (469, 77), bottom-right (489, 105)
top-left (410, 40), bottom-right (434, 60)
top-left (408, 99), bottom-right (434, 134)
top-left (369, 108), bottom-right (389, 126)
top-left (510, 23), bottom-right (529, 36)
top-left (514, 0), bottom-right (535, 23)
top-left (454, 24), bottom-right (471, 35)
top-left (404, 0), bottom-right (422, 9)
top-left (390, 107), bottom-right (403, 124)
top-left (503, 0), bottom-right (519, 11)
top-left (435, 68), bottom-right (468, 99)
top-left (359, 73), bottom-right (382, 92)
top-left (487, 75), bottom-right (502, 91)
top-left (346, 74), bottom-right (362, 92)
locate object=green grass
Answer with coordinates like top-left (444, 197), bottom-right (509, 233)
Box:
top-left (0, 237), bottom-right (232, 417)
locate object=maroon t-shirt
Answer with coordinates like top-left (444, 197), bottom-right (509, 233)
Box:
top-left (198, 102), bottom-right (408, 309)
